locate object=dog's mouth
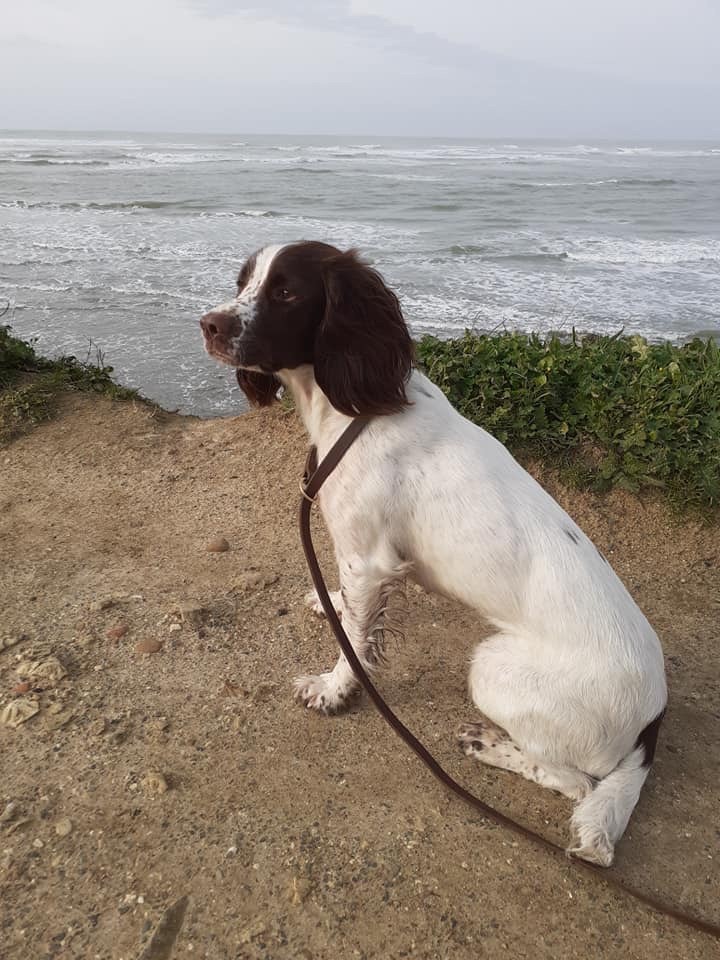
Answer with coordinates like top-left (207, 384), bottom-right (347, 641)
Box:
top-left (200, 326), bottom-right (242, 367)
top-left (204, 341), bottom-right (240, 367)
top-left (202, 333), bottom-right (270, 373)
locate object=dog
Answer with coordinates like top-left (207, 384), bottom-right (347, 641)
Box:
top-left (200, 240), bottom-right (667, 866)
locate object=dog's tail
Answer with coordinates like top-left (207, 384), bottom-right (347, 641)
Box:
top-left (568, 710), bottom-right (665, 866)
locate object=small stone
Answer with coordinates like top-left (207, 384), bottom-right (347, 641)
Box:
top-left (206, 537), bottom-right (230, 553)
top-left (0, 698), bottom-right (40, 728)
top-left (12, 681), bottom-right (31, 695)
top-left (33, 838), bottom-right (44, 849)
top-left (107, 624), bottom-right (129, 641)
top-left (135, 639), bottom-right (163, 655)
top-left (16, 657), bottom-right (67, 686)
top-left (90, 597), bottom-right (115, 613)
top-left (239, 920), bottom-right (267, 944)
top-left (90, 593), bottom-right (132, 613)
top-left (89, 718), bottom-right (107, 736)
top-left (168, 623), bottom-right (182, 633)
top-left (141, 771), bottom-right (169, 796)
top-left (55, 818), bottom-right (73, 837)
top-left (0, 801), bottom-right (18, 823)
top-left (288, 877), bottom-right (311, 905)
top-left (232, 571), bottom-right (279, 593)
top-left (138, 896), bottom-right (189, 960)
top-left (176, 602), bottom-right (208, 627)
top-left (149, 716), bottom-right (170, 734)
top-left (6, 817), bottom-right (32, 835)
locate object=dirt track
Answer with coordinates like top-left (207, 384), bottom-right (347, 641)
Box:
top-left (1, 393), bottom-right (718, 959)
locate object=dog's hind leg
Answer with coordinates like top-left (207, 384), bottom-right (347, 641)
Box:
top-left (456, 719), bottom-right (595, 801)
top-left (460, 632), bottom-right (597, 801)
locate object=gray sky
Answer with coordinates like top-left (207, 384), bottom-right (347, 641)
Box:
top-left (3, 0), bottom-right (719, 137)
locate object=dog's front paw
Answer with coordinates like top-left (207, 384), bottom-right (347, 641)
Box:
top-left (293, 672), bottom-right (353, 714)
top-left (304, 589), bottom-right (343, 619)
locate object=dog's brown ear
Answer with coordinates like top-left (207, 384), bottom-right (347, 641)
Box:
top-left (315, 249), bottom-right (414, 416)
top-left (236, 369), bottom-right (281, 406)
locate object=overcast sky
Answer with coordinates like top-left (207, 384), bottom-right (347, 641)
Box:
top-left (3, 0), bottom-right (719, 138)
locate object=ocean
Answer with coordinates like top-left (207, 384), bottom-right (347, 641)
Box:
top-left (1, 131), bottom-right (719, 416)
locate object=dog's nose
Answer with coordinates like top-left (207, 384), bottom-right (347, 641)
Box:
top-left (200, 310), bottom-right (236, 339)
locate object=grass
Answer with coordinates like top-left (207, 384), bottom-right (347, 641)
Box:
top-left (417, 330), bottom-right (720, 515)
top-left (0, 324), bottom-right (142, 444)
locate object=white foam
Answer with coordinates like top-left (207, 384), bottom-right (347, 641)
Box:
top-left (567, 237), bottom-right (720, 266)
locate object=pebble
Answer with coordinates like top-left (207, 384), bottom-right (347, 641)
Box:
top-left (206, 537), bottom-right (230, 553)
top-left (141, 771), bottom-right (169, 796)
top-left (288, 877), bottom-right (312, 905)
top-left (239, 920), bottom-right (267, 944)
top-left (137, 896), bottom-right (188, 960)
top-left (135, 639), bottom-right (163, 655)
top-left (107, 624), bottom-right (129, 641)
top-left (0, 697), bottom-right (40, 728)
top-left (0, 801), bottom-right (18, 823)
top-left (55, 818), bottom-right (73, 837)
top-left (12, 681), bottom-right (31, 695)
top-left (6, 817), bottom-right (32, 835)
top-left (89, 718), bottom-right (107, 736)
top-left (16, 657), bottom-right (67, 686)
top-left (176, 602), bottom-right (208, 627)
top-left (90, 593), bottom-right (139, 612)
top-left (233, 571), bottom-right (279, 593)
top-left (90, 597), bottom-right (118, 613)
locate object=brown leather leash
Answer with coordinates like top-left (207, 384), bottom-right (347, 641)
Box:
top-left (298, 416), bottom-right (720, 940)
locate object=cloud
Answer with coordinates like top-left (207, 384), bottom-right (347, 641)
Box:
top-left (1, 0), bottom-right (718, 136)
top-left (185, 0), bottom-right (505, 73)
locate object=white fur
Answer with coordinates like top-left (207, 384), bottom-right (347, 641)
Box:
top-left (282, 364), bottom-right (666, 865)
top-left (216, 243), bottom-right (286, 337)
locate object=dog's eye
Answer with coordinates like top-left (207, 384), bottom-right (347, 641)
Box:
top-left (273, 286), bottom-right (294, 302)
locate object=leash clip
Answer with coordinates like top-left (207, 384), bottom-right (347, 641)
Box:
top-left (299, 477), bottom-right (317, 503)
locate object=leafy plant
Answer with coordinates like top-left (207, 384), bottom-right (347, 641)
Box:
top-left (417, 331), bottom-right (720, 514)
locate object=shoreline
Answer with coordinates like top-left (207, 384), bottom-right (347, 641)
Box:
top-left (4, 324), bottom-right (717, 515)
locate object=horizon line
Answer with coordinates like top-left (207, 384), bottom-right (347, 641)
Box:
top-left (1, 127), bottom-right (719, 144)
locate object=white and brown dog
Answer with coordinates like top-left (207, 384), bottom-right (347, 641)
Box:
top-left (200, 241), bottom-right (666, 866)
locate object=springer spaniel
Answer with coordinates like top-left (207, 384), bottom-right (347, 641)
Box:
top-left (200, 241), bottom-right (667, 866)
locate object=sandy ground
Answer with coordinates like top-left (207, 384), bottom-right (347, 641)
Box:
top-left (0, 392), bottom-right (718, 960)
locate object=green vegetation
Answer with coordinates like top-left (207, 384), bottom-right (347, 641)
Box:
top-left (0, 324), bottom-right (141, 444)
top-left (418, 331), bottom-right (720, 514)
top-left (3, 322), bottom-right (718, 514)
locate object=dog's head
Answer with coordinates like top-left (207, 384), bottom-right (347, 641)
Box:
top-left (200, 241), bottom-right (413, 416)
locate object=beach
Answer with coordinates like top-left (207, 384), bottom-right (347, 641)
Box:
top-left (1, 390), bottom-right (718, 958)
